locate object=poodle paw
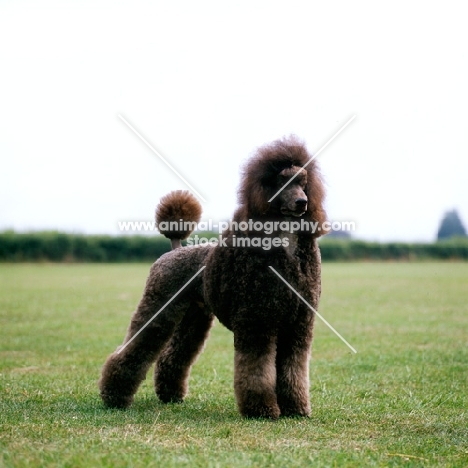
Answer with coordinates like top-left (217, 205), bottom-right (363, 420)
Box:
top-left (240, 404), bottom-right (281, 419)
top-left (100, 391), bottom-right (134, 409)
top-left (278, 400), bottom-right (311, 418)
top-left (156, 392), bottom-right (185, 404)
top-left (279, 407), bottom-right (311, 418)
top-left (155, 381), bottom-right (187, 404)
top-left (238, 395), bottom-right (281, 419)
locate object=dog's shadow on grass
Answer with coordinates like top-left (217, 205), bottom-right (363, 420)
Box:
top-left (135, 396), bottom-right (240, 423)
top-left (77, 395), bottom-right (323, 429)
top-left (77, 394), bottom-right (242, 426)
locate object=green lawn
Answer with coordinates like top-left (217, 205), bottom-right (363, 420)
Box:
top-left (0, 262), bottom-right (467, 467)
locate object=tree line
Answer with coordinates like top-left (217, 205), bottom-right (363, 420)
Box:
top-left (1, 231), bottom-right (467, 262)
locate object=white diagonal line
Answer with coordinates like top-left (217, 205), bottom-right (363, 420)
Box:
top-left (268, 115), bottom-right (356, 202)
top-left (118, 114), bottom-right (207, 203)
top-left (269, 266), bottom-right (357, 353)
top-left (117, 266), bottom-right (206, 354)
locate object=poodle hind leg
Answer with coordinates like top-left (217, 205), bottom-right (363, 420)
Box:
top-left (233, 333), bottom-right (280, 419)
top-left (99, 306), bottom-right (180, 409)
top-left (275, 323), bottom-right (313, 417)
top-left (154, 304), bottom-right (214, 403)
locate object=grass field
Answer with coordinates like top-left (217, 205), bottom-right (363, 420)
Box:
top-left (0, 262), bottom-right (467, 467)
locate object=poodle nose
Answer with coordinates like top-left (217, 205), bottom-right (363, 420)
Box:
top-left (295, 198), bottom-right (307, 209)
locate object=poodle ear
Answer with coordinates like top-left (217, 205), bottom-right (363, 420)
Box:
top-left (237, 159), bottom-right (274, 218)
top-left (246, 183), bottom-right (273, 217)
top-left (305, 162), bottom-right (328, 237)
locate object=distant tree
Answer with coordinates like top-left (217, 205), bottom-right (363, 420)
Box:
top-left (326, 228), bottom-right (352, 239)
top-left (437, 209), bottom-right (467, 240)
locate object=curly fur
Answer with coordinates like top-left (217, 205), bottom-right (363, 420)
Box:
top-left (99, 136), bottom-right (326, 419)
top-left (155, 190), bottom-right (202, 249)
top-left (236, 137), bottom-right (326, 231)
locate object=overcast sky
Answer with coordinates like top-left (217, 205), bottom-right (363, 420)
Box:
top-left (1, 1), bottom-right (467, 242)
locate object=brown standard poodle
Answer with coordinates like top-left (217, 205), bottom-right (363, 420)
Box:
top-left (99, 136), bottom-right (327, 419)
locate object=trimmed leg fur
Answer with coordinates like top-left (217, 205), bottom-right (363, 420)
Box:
top-left (98, 319), bottom-right (175, 408)
top-left (154, 304), bottom-right (214, 403)
top-left (99, 295), bottom-right (190, 408)
top-left (233, 334), bottom-right (280, 419)
top-left (275, 320), bottom-right (314, 417)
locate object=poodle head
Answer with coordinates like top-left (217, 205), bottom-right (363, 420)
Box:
top-left (237, 136), bottom-right (327, 236)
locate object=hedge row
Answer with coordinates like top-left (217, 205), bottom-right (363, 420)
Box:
top-left (0, 231), bottom-right (467, 262)
top-left (0, 231), bottom-right (171, 262)
top-left (319, 238), bottom-right (468, 261)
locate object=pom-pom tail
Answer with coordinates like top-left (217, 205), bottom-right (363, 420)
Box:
top-left (155, 190), bottom-right (202, 247)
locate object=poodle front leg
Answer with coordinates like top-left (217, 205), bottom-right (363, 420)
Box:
top-left (99, 312), bottom-right (176, 409)
top-left (233, 334), bottom-right (280, 419)
top-left (275, 324), bottom-right (313, 417)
